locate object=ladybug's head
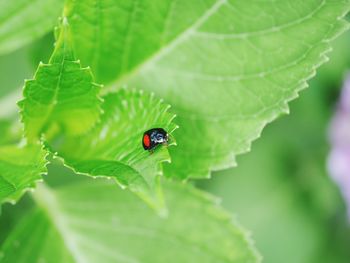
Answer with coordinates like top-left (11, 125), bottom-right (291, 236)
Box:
top-left (152, 131), bottom-right (167, 144)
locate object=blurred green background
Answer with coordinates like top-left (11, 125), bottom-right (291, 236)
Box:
top-left (1, 21), bottom-right (350, 263)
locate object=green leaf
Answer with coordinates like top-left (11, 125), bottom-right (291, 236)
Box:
top-left (18, 19), bottom-right (103, 142)
top-left (0, 143), bottom-right (47, 205)
top-left (0, 0), bottom-right (63, 55)
top-left (64, 0), bottom-right (350, 179)
top-left (56, 89), bottom-right (177, 210)
top-left (0, 180), bottom-right (260, 263)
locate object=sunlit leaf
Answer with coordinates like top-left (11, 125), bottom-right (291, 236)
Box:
top-left (0, 143), bottom-right (47, 205)
top-left (18, 19), bottom-right (102, 142)
top-left (56, 89), bottom-right (177, 210)
top-left (65, 0), bottom-right (350, 178)
top-left (0, 180), bottom-right (260, 263)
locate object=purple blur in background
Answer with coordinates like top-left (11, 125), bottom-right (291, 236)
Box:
top-left (328, 74), bottom-right (350, 218)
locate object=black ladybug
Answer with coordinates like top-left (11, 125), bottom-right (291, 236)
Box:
top-left (142, 128), bottom-right (169, 151)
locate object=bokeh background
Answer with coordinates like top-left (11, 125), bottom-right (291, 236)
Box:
top-left (1, 21), bottom-right (350, 263)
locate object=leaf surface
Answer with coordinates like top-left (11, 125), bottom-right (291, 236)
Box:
top-left (0, 180), bottom-right (260, 263)
top-left (65, 0), bottom-right (350, 178)
top-left (57, 89), bottom-right (177, 210)
top-left (0, 143), bottom-right (47, 204)
top-left (18, 19), bottom-right (102, 142)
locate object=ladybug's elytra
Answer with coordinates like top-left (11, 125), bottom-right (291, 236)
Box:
top-left (142, 128), bottom-right (169, 151)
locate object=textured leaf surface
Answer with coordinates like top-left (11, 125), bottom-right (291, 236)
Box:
top-left (0, 0), bottom-right (63, 55)
top-left (57, 89), bottom-right (177, 209)
top-left (18, 20), bottom-right (102, 142)
top-left (65, 0), bottom-right (350, 179)
top-left (0, 180), bottom-right (260, 263)
top-left (0, 144), bottom-right (47, 204)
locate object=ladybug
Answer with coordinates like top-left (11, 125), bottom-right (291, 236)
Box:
top-left (142, 128), bottom-right (169, 151)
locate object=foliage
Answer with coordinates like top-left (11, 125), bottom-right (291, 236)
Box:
top-left (0, 179), bottom-right (259, 263)
top-left (0, 0), bottom-right (349, 262)
top-left (66, 0), bottom-right (350, 179)
top-left (0, 143), bottom-right (47, 204)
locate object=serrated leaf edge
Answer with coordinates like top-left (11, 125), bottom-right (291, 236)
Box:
top-left (0, 142), bottom-right (49, 206)
top-left (188, 5), bottom-right (350, 179)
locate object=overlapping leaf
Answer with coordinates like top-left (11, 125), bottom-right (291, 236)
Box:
top-left (64, 0), bottom-right (350, 179)
top-left (56, 89), bottom-right (177, 210)
top-left (0, 180), bottom-right (260, 263)
top-left (0, 143), bottom-right (47, 204)
top-left (0, 0), bottom-right (63, 55)
top-left (18, 18), bottom-right (102, 142)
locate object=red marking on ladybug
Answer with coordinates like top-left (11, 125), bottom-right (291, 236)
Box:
top-left (143, 134), bottom-right (150, 148)
top-left (142, 128), bottom-right (169, 151)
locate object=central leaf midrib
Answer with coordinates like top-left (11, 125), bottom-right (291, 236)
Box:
top-left (105, 0), bottom-right (226, 92)
top-left (39, 44), bottom-right (68, 134)
top-left (105, 0), bottom-right (328, 92)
